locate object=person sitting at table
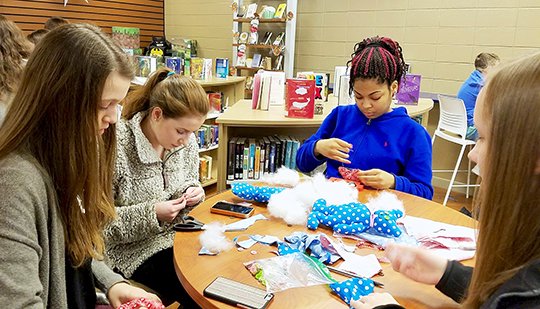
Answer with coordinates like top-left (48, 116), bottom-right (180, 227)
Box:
top-left (457, 52), bottom-right (500, 140)
top-left (351, 52), bottom-right (540, 308)
top-left (0, 23), bottom-right (159, 308)
top-left (295, 36), bottom-right (433, 199)
top-left (0, 15), bottom-right (33, 125)
top-left (103, 67), bottom-right (208, 307)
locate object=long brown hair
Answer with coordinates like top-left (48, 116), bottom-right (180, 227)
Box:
top-left (0, 24), bottom-right (134, 266)
top-left (464, 52), bottom-right (540, 307)
top-left (122, 67), bottom-right (209, 120)
top-left (0, 15), bottom-right (32, 100)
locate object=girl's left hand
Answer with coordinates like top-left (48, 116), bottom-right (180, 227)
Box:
top-left (184, 186), bottom-right (205, 206)
top-left (357, 169), bottom-right (395, 189)
top-left (350, 293), bottom-right (400, 308)
top-left (107, 282), bottom-right (161, 308)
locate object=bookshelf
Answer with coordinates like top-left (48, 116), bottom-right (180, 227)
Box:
top-left (232, 0), bottom-right (297, 98)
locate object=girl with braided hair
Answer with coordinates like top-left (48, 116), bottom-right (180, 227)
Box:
top-left (296, 36), bottom-right (433, 199)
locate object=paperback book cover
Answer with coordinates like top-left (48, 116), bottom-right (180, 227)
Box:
top-left (207, 92), bottom-right (222, 113)
top-left (135, 56), bottom-right (157, 77)
top-left (215, 58), bottom-right (229, 78)
top-left (396, 74), bottom-right (421, 105)
top-left (190, 58), bottom-right (204, 80)
top-left (285, 79), bottom-right (316, 119)
top-left (165, 57), bottom-right (183, 74)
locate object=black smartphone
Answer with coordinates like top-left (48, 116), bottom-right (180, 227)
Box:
top-left (204, 276), bottom-right (274, 309)
top-left (210, 201), bottom-right (254, 218)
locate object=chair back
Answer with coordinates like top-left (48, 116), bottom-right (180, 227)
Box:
top-left (436, 94), bottom-right (469, 139)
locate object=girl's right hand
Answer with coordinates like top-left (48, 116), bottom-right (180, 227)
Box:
top-left (155, 197), bottom-right (187, 222)
top-left (385, 243), bottom-right (448, 285)
top-left (314, 138), bottom-right (352, 164)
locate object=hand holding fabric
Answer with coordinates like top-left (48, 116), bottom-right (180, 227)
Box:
top-left (357, 169), bottom-right (395, 189)
top-left (350, 292), bottom-right (400, 309)
top-left (184, 186), bottom-right (205, 206)
top-left (155, 197), bottom-right (186, 222)
top-left (385, 243), bottom-right (448, 285)
top-left (107, 282), bottom-right (162, 308)
top-left (314, 138), bottom-right (352, 164)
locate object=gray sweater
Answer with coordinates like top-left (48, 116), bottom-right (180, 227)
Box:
top-left (104, 112), bottom-right (202, 277)
top-left (0, 152), bottom-right (124, 308)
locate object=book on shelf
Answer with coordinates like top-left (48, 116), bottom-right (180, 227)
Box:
top-left (226, 135), bottom-right (302, 181)
top-left (274, 3), bottom-right (287, 19)
top-left (191, 58), bottom-right (204, 80)
top-left (135, 56), bottom-right (157, 77)
top-left (297, 72), bottom-right (330, 102)
top-left (203, 58), bottom-right (213, 80)
top-left (202, 155), bottom-right (213, 181)
top-left (252, 53), bottom-right (262, 68)
top-left (338, 75), bottom-right (355, 106)
top-left (261, 32), bottom-right (273, 45)
top-left (196, 124), bottom-right (219, 149)
top-left (215, 58), bottom-right (229, 78)
top-left (333, 66), bottom-right (349, 94)
top-left (396, 74), bottom-right (421, 105)
top-left (285, 78), bottom-right (316, 119)
top-left (245, 3), bottom-right (258, 19)
top-left (165, 56), bottom-right (183, 74)
top-left (251, 73), bottom-right (272, 110)
top-left (199, 156), bottom-right (209, 182)
top-left (207, 92), bottom-right (222, 113)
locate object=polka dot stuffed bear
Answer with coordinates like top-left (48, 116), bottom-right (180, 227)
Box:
top-left (231, 182), bottom-right (285, 203)
top-left (306, 198), bottom-right (404, 237)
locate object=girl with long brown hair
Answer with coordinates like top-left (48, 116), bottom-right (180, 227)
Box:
top-left (351, 52), bottom-right (540, 308)
top-left (0, 23), bottom-right (160, 307)
top-left (104, 67), bottom-right (209, 306)
top-left (0, 15), bottom-right (32, 123)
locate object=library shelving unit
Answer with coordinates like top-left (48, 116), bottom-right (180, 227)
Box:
top-left (215, 99), bottom-right (336, 192)
top-left (232, 0), bottom-right (297, 97)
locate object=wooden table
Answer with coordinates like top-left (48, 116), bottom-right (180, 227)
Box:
top-left (214, 97), bottom-right (434, 192)
top-left (173, 189), bottom-right (475, 309)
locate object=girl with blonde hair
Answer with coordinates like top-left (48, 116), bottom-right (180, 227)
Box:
top-left (0, 23), bottom-right (159, 308)
top-left (104, 67), bottom-right (209, 307)
top-left (352, 52), bottom-right (540, 308)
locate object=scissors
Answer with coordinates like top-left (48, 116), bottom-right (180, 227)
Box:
top-left (173, 215), bottom-right (246, 232)
top-left (173, 216), bottom-right (206, 232)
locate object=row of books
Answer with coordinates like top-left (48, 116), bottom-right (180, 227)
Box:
top-left (196, 125), bottom-right (219, 150)
top-left (227, 135), bottom-right (301, 181)
top-left (133, 56), bottom-right (230, 80)
top-left (199, 155), bottom-right (213, 182)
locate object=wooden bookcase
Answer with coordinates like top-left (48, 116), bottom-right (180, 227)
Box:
top-left (232, 0), bottom-right (298, 98)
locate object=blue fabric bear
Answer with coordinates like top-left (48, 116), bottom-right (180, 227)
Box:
top-left (307, 199), bottom-right (404, 238)
top-left (231, 182), bottom-right (285, 203)
top-left (330, 277), bottom-right (375, 305)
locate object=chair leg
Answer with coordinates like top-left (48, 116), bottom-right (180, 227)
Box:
top-left (466, 145), bottom-right (472, 198)
top-left (443, 144), bottom-right (467, 206)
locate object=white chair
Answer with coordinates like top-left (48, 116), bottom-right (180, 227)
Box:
top-left (432, 94), bottom-right (480, 206)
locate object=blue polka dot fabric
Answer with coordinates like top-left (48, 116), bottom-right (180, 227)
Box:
top-left (307, 199), bottom-right (404, 238)
top-left (277, 242), bottom-right (301, 255)
top-left (231, 183), bottom-right (285, 203)
top-left (329, 277), bottom-right (375, 305)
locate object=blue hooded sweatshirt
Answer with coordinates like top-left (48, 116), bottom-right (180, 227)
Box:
top-left (296, 104), bottom-right (433, 200)
top-left (457, 70), bottom-right (484, 127)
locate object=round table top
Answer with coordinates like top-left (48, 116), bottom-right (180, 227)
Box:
top-left (173, 189), bottom-right (475, 309)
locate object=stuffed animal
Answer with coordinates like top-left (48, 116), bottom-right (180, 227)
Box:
top-left (231, 182), bottom-right (285, 203)
top-left (306, 198), bottom-right (404, 237)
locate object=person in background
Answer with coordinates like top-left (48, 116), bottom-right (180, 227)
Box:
top-left (44, 16), bottom-right (69, 30)
top-left (0, 23), bottom-right (160, 308)
top-left (352, 52), bottom-right (540, 309)
top-left (104, 67), bottom-right (208, 307)
top-left (0, 15), bottom-right (32, 124)
top-left (27, 28), bottom-right (50, 45)
top-left (457, 52), bottom-right (500, 140)
top-left (296, 36), bottom-right (433, 199)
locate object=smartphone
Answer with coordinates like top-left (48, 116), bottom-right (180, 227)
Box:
top-left (210, 201), bottom-right (254, 218)
top-left (204, 276), bottom-right (274, 309)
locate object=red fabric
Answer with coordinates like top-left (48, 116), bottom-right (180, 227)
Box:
top-left (330, 167), bottom-right (365, 191)
top-left (117, 298), bottom-right (164, 309)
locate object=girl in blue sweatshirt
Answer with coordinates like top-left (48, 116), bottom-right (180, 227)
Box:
top-left (296, 36), bottom-right (433, 199)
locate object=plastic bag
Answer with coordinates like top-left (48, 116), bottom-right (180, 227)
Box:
top-left (244, 252), bottom-right (335, 293)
